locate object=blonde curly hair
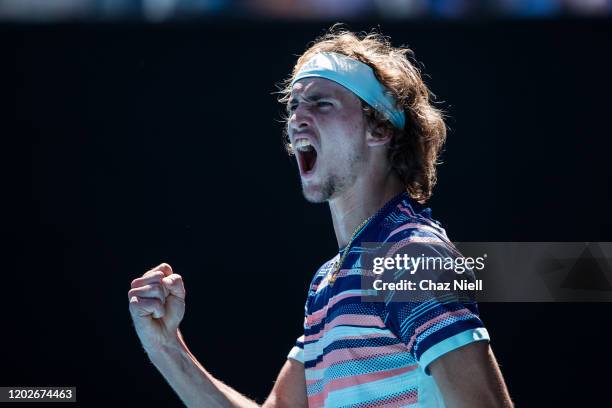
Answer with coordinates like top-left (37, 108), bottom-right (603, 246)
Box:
top-left (279, 25), bottom-right (447, 203)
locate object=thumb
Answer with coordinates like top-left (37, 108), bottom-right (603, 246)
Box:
top-left (162, 274), bottom-right (186, 329)
top-left (162, 274), bottom-right (185, 300)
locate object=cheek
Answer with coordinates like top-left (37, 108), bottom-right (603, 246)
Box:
top-left (341, 107), bottom-right (367, 140)
top-left (315, 107), bottom-right (367, 164)
top-left (321, 133), bottom-right (363, 174)
top-left (322, 112), bottom-right (365, 143)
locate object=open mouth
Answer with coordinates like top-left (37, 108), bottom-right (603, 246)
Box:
top-left (295, 138), bottom-right (318, 175)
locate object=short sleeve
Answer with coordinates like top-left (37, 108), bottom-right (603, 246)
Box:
top-left (287, 335), bottom-right (305, 364)
top-left (377, 234), bottom-right (490, 374)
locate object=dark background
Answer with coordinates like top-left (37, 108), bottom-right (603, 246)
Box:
top-left (2, 19), bottom-right (611, 406)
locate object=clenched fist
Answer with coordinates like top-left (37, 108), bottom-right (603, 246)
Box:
top-left (128, 263), bottom-right (186, 353)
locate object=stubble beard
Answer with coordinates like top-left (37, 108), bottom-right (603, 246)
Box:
top-left (301, 148), bottom-right (364, 204)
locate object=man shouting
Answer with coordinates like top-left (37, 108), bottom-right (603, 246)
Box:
top-left (128, 27), bottom-right (513, 408)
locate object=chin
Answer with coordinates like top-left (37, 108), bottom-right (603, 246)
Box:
top-left (302, 186), bottom-right (327, 203)
top-left (301, 180), bottom-right (332, 203)
top-left (301, 175), bottom-right (338, 203)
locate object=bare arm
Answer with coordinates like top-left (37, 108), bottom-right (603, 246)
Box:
top-left (129, 264), bottom-right (259, 408)
top-left (262, 359), bottom-right (308, 408)
top-left (147, 334), bottom-right (308, 408)
top-left (146, 329), bottom-right (260, 408)
top-left (429, 342), bottom-right (513, 408)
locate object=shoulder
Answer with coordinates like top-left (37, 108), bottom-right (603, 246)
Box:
top-left (375, 195), bottom-right (456, 256)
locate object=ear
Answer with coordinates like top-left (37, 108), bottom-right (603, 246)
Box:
top-left (366, 122), bottom-right (393, 147)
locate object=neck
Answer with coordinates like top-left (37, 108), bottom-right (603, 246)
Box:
top-left (329, 172), bottom-right (404, 248)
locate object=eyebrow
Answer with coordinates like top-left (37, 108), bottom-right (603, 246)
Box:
top-left (288, 93), bottom-right (329, 105)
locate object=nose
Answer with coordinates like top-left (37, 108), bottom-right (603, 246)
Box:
top-left (288, 103), bottom-right (312, 134)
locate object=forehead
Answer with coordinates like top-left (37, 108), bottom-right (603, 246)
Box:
top-left (290, 77), bottom-right (356, 101)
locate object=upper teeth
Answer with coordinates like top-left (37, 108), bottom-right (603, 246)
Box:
top-left (294, 139), bottom-right (313, 151)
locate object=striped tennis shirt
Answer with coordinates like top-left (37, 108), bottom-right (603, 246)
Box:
top-left (288, 191), bottom-right (489, 407)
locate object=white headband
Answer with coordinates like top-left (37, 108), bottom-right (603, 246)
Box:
top-left (291, 52), bottom-right (405, 129)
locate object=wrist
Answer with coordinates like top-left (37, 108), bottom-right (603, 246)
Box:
top-left (146, 341), bottom-right (185, 370)
top-left (144, 329), bottom-right (183, 360)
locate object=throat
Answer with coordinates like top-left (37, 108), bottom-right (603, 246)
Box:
top-left (329, 182), bottom-right (405, 248)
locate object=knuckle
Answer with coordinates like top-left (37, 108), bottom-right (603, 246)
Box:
top-left (165, 276), bottom-right (181, 288)
top-left (128, 297), bottom-right (141, 313)
top-left (136, 284), bottom-right (162, 298)
top-left (142, 273), bottom-right (163, 285)
top-left (158, 263), bottom-right (173, 273)
top-left (143, 269), bottom-right (161, 279)
top-left (150, 273), bottom-right (164, 284)
top-left (131, 276), bottom-right (145, 288)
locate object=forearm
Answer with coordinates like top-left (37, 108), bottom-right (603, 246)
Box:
top-left (147, 330), bottom-right (259, 408)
